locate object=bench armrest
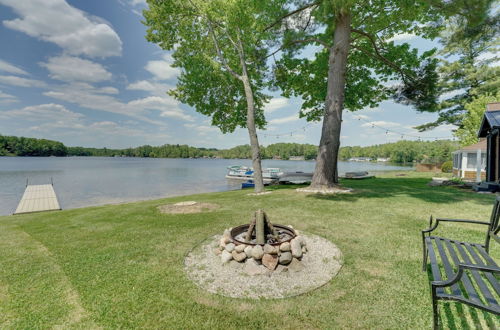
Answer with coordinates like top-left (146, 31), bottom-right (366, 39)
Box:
top-left (431, 263), bottom-right (500, 288)
top-left (422, 216), bottom-right (490, 234)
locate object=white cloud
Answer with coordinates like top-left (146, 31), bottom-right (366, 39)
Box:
top-left (145, 54), bottom-right (180, 80)
top-left (127, 80), bottom-right (172, 96)
top-left (361, 120), bottom-right (401, 128)
top-left (0, 59), bottom-right (28, 75)
top-left (40, 55), bottom-right (112, 82)
top-left (265, 97), bottom-right (290, 113)
top-left (388, 33), bottom-right (417, 42)
top-left (0, 90), bottom-right (17, 103)
top-left (183, 123), bottom-right (219, 135)
top-left (160, 109), bottom-right (194, 122)
top-left (0, 103), bottom-right (84, 121)
top-left (44, 83), bottom-right (192, 124)
top-left (0, 75), bottom-right (46, 87)
top-left (0, 0), bottom-right (122, 58)
top-left (129, 0), bottom-right (146, 5)
top-left (268, 114), bottom-right (300, 124)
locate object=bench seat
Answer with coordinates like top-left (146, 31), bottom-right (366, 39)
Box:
top-left (426, 235), bottom-right (500, 314)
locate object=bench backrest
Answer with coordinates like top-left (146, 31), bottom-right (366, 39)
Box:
top-left (485, 195), bottom-right (500, 252)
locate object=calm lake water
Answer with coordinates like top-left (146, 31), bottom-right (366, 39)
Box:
top-left (0, 157), bottom-right (413, 215)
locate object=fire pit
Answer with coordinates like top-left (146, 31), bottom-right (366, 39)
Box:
top-left (216, 209), bottom-right (308, 272)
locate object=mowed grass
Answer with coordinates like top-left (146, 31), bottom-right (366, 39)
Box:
top-left (0, 172), bottom-right (499, 329)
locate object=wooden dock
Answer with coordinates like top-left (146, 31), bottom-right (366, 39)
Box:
top-left (14, 184), bottom-right (61, 215)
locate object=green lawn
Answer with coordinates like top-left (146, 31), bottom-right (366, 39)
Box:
top-left (0, 172), bottom-right (499, 329)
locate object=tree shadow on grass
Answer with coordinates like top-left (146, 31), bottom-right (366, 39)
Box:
top-left (424, 266), bottom-right (499, 329)
top-left (302, 177), bottom-right (493, 205)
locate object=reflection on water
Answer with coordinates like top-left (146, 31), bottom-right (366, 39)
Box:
top-left (0, 157), bottom-right (413, 215)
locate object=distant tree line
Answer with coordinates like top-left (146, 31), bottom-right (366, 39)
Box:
top-left (0, 134), bottom-right (456, 163)
top-left (339, 140), bottom-right (458, 164)
top-left (0, 135), bottom-right (67, 156)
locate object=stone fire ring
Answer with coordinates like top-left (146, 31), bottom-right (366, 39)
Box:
top-left (184, 233), bottom-right (343, 299)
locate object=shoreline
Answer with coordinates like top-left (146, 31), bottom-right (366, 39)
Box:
top-left (0, 170), bottom-right (427, 217)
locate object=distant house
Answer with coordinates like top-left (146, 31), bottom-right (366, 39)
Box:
top-left (289, 156), bottom-right (305, 161)
top-left (376, 157), bottom-right (390, 162)
top-left (348, 157), bottom-right (371, 162)
top-left (475, 102), bottom-right (500, 191)
top-left (452, 139), bottom-right (486, 181)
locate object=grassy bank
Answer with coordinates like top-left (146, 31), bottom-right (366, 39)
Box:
top-left (0, 172), bottom-right (498, 329)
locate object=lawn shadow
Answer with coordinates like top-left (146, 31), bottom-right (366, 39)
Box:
top-left (302, 177), bottom-right (493, 205)
top-left (424, 265), bottom-right (499, 329)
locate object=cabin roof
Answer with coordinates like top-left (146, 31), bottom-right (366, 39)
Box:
top-left (456, 139), bottom-right (487, 152)
top-left (478, 103), bottom-right (500, 137)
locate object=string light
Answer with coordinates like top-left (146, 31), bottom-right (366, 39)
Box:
top-left (258, 114), bottom-right (453, 141)
top-left (353, 115), bottom-right (453, 140)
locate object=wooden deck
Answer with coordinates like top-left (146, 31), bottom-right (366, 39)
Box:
top-left (14, 184), bottom-right (61, 215)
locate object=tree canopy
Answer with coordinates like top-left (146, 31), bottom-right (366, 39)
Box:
top-left (416, 0), bottom-right (499, 130)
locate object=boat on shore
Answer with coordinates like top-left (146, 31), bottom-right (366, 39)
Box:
top-left (225, 165), bottom-right (282, 183)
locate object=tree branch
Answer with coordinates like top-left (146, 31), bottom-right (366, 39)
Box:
top-left (207, 20), bottom-right (242, 80)
top-left (264, 1), bottom-right (321, 32)
top-left (351, 28), bottom-right (415, 81)
top-left (266, 38), bottom-right (329, 60)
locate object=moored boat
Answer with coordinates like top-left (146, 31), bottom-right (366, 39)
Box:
top-left (225, 165), bottom-right (282, 183)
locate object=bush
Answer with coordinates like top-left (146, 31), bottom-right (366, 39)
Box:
top-left (441, 160), bottom-right (452, 173)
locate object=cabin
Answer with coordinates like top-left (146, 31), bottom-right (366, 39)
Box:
top-left (475, 102), bottom-right (500, 191)
top-left (452, 139), bottom-right (486, 181)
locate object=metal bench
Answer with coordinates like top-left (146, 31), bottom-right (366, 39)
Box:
top-left (422, 195), bottom-right (500, 329)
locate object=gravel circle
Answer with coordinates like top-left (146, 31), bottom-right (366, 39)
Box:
top-left (158, 201), bottom-right (219, 214)
top-left (184, 233), bottom-right (343, 299)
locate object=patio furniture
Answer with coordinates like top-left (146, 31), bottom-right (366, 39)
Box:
top-left (421, 196), bottom-right (500, 329)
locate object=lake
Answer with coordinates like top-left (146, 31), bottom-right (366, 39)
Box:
top-left (0, 157), bottom-right (413, 215)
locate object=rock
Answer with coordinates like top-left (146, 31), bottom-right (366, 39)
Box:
top-left (244, 258), bottom-right (268, 276)
top-left (275, 264), bottom-right (288, 274)
top-left (235, 244), bottom-right (246, 253)
top-left (295, 235), bottom-right (305, 246)
top-left (263, 244), bottom-right (277, 255)
top-left (302, 246), bottom-right (307, 253)
top-left (214, 248), bottom-right (222, 256)
top-left (251, 245), bottom-right (264, 260)
top-left (279, 252), bottom-right (292, 265)
top-left (229, 260), bottom-right (243, 269)
top-left (279, 242), bottom-right (291, 252)
top-left (290, 238), bottom-right (303, 258)
top-left (223, 229), bottom-right (231, 238)
top-left (219, 237), bottom-right (227, 248)
top-left (221, 250), bottom-right (232, 264)
top-left (262, 253), bottom-right (279, 270)
top-left (244, 245), bottom-right (253, 258)
top-left (288, 258), bottom-right (305, 272)
top-left (174, 201), bottom-right (197, 206)
top-left (295, 230), bottom-right (300, 236)
top-left (222, 236), bottom-right (232, 244)
top-left (225, 243), bottom-right (235, 253)
top-left (232, 251), bottom-right (247, 262)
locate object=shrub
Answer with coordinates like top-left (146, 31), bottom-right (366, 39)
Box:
top-left (441, 160), bottom-right (452, 173)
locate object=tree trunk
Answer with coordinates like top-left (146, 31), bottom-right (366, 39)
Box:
top-left (242, 75), bottom-right (265, 193)
top-left (309, 12), bottom-right (351, 189)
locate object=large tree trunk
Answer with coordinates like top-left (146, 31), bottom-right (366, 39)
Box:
top-left (242, 75), bottom-right (265, 193)
top-left (309, 12), bottom-right (351, 189)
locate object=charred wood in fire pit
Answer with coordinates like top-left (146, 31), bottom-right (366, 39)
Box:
top-left (263, 212), bottom-right (279, 240)
top-left (255, 209), bottom-right (265, 245)
top-left (245, 214), bottom-right (256, 242)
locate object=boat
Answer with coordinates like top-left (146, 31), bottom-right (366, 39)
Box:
top-left (278, 171), bottom-right (313, 184)
top-left (225, 165), bottom-right (282, 183)
top-left (340, 171), bottom-right (375, 179)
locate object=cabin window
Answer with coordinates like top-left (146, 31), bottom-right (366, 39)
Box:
top-left (467, 153), bottom-right (477, 169)
top-left (453, 153), bottom-right (461, 169)
top-left (481, 153), bottom-right (486, 170)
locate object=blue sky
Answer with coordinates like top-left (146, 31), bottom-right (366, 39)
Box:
top-left (0, 0), bottom-right (456, 149)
